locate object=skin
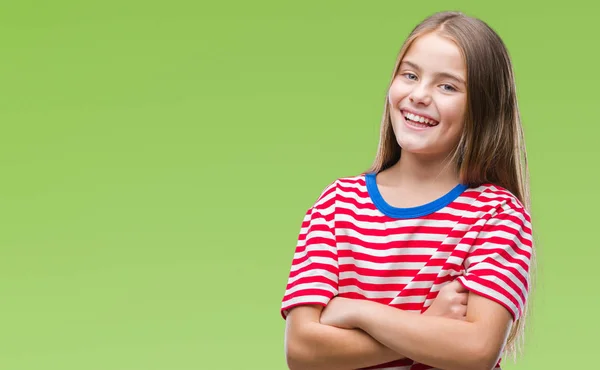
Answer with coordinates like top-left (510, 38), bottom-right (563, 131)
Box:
top-left (285, 33), bottom-right (514, 370)
top-left (319, 291), bottom-right (512, 370)
top-left (389, 32), bottom-right (468, 160)
top-left (285, 281), bottom-right (469, 370)
top-left (378, 30), bottom-right (469, 205)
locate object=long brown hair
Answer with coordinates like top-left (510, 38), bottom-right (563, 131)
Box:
top-left (368, 11), bottom-right (534, 359)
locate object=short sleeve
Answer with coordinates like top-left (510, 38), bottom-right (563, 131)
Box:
top-left (457, 200), bottom-right (533, 321)
top-left (280, 181), bottom-right (339, 319)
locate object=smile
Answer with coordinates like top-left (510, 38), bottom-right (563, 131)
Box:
top-left (401, 110), bottom-right (439, 127)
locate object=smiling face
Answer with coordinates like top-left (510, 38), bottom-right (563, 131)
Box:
top-left (388, 32), bottom-right (468, 160)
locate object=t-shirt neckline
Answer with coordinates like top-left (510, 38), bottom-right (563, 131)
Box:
top-left (365, 172), bottom-right (468, 219)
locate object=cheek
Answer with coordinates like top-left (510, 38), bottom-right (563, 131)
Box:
top-left (388, 78), bottom-right (410, 106)
top-left (439, 98), bottom-right (467, 126)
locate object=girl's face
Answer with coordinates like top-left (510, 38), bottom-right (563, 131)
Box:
top-left (388, 32), bottom-right (467, 160)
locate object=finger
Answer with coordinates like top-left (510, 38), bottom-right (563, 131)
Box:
top-left (458, 292), bottom-right (469, 305)
top-left (445, 280), bottom-right (461, 291)
top-left (453, 280), bottom-right (469, 293)
top-left (451, 305), bottom-right (467, 320)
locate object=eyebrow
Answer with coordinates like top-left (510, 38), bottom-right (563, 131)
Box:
top-left (399, 60), bottom-right (466, 85)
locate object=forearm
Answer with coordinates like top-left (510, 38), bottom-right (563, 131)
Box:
top-left (353, 301), bottom-right (497, 370)
top-left (286, 321), bottom-right (406, 370)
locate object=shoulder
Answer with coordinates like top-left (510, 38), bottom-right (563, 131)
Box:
top-left (464, 184), bottom-right (534, 250)
top-left (466, 183), bottom-right (530, 221)
top-left (310, 173), bottom-right (368, 209)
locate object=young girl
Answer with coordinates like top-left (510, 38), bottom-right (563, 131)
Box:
top-left (281, 11), bottom-right (534, 370)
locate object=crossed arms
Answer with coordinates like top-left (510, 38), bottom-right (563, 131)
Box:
top-left (284, 281), bottom-right (513, 370)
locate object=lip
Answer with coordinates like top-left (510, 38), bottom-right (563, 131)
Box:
top-left (402, 114), bottom-right (433, 131)
top-left (399, 108), bottom-right (439, 123)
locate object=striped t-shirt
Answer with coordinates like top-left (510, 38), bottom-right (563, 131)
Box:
top-left (280, 173), bottom-right (533, 370)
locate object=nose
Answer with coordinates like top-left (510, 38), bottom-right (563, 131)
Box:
top-left (409, 83), bottom-right (432, 106)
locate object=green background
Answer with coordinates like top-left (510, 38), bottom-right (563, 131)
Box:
top-left (0, 1), bottom-right (597, 369)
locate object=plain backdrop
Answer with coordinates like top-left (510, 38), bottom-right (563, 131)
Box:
top-left (0, 1), bottom-right (598, 369)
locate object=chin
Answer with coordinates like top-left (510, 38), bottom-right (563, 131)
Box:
top-left (397, 144), bottom-right (431, 155)
top-left (392, 127), bottom-right (429, 152)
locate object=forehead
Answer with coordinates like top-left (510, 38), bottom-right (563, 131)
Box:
top-left (401, 33), bottom-right (466, 74)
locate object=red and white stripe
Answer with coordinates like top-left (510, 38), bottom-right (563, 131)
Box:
top-left (281, 174), bottom-right (533, 370)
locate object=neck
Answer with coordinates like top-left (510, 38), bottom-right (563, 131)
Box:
top-left (385, 151), bottom-right (460, 189)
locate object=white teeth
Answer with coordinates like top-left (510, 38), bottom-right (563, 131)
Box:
top-left (403, 111), bottom-right (437, 126)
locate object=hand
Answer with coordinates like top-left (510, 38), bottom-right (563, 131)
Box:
top-left (423, 280), bottom-right (469, 320)
top-left (319, 297), bottom-right (361, 329)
